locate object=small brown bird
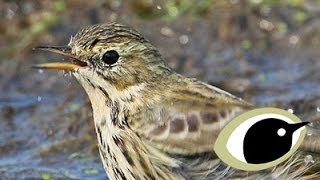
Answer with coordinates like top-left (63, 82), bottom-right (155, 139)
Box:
top-left (35, 23), bottom-right (317, 179)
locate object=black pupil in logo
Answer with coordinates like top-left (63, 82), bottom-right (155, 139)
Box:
top-left (102, 50), bottom-right (119, 65)
top-left (243, 118), bottom-right (308, 164)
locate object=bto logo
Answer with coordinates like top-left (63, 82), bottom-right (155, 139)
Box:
top-left (214, 107), bottom-right (308, 171)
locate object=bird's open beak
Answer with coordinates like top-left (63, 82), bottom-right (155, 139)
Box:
top-left (33, 46), bottom-right (87, 71)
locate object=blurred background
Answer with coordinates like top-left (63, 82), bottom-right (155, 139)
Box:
top-left (0, 0), bottom-right (320, 179)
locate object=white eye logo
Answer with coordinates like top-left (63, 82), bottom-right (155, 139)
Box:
top-left (214, 108), bottom-right (308, 171)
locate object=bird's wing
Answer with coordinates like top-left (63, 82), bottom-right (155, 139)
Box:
top-left (130, 78), bottom-right (253, 154)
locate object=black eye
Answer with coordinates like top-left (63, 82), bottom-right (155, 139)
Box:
top-left (102, 50), bottom-right (119, 65)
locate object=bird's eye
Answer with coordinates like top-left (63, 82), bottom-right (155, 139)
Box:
top-left (214, 108), bottom-right (308, 171)
top-left (102, 50), bottom-right (119, 65)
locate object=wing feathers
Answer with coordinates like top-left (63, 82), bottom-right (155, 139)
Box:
top-left (131, 78), bottom-right (252, 154)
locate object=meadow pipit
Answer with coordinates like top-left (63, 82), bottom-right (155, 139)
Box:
top-left (35, 23), bottom-right (317, 179)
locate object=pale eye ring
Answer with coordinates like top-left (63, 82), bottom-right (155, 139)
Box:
top-left (102, 50), bottom-right (119, 65)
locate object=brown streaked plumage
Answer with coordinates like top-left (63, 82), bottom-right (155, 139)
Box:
top-left (35, 23), bottom-right (318, 179)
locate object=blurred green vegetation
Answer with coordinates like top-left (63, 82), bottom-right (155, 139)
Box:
top-left (132, 0), bottom-right (317, 23)
top-left (126, 0), bottom-right (320, 50)
top-left (0, 0), bottom-right (65, 58)
top-left (1, 0), bottom-right (320, 57)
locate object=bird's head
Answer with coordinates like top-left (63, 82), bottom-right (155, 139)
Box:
top-left (35, 23), bottom-right (172, 103)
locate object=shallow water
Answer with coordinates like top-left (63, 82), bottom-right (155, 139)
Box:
top-left (0, 93), bottom-right (106, 179)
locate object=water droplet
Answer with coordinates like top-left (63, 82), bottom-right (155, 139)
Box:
top-left (37, 96), bottom-right (42, 102)
top-left (179, 35), bottom-right (189, 44)
top-left (317, 106), bottom-right (320, 113)
top-left (38, 69), bottom-right (44, 74)
top-left (156, 5), bottom-right (162, 10)
top-left (259, 19), bottom-right (274, 31)
top-left (289, 35), bottom-right (299, 45)
top-left (160, 27), bottom-right (174, 37)
top-left (307, 132), bottom-right (313, 136)
top-left (287, 109), bottom-right (294, 114)
top-left (304, 155), bottom-right (315, 164)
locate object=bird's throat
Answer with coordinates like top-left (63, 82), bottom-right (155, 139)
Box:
top-left (73, 73), bottom-right (166, 179)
